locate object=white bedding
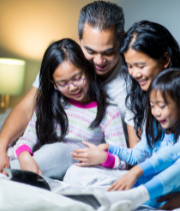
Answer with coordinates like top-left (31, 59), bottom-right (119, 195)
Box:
top-left (0, 178), bottom-right (132, 211)
top-left (0, 179), bottom-right (96, 211)
top-left (1, 176), bottom-right (180, 211)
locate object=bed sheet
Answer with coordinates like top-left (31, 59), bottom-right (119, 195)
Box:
top-left (1, 178), bottom-right (180, 211)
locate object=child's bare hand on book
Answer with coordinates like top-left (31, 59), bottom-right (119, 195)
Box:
top-left (19, 151), bottom-right (42, 175)
top-left (108, 165), bottom-right (143, 191)
top-left (71, 141), bottom-right (107, 166)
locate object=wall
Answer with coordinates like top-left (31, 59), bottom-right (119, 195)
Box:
top-left (117, 0), bottom-right (180, 44)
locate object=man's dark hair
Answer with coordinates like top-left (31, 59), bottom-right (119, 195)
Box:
top-left (78, 1), bottom-right (124, 44)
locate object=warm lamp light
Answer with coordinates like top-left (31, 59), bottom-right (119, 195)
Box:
top-left (0, 58), bottom-right (26, 112)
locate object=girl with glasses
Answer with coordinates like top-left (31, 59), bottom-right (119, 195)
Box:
top-left (8, 38), bottom-right (126, 179)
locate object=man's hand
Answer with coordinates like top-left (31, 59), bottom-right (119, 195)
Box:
top-left (19, 151), bottom-right (42, 175)
top-left (71, 141), bottom-right (107, 166)
top-left (108, 165), bottom-right (143, 191)
top-left (97, 143), bottom-right (109, 151)
top-left (157, 192), bottom-right (180, 210)
top-left (0, 150), bottom-right (10, 175)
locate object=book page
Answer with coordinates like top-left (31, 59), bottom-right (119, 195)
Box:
top-left (41, 175), bottom-right (70, 192)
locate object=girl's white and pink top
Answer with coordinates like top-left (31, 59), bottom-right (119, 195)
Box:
top-left (7, 98), bottom-right (127, 169)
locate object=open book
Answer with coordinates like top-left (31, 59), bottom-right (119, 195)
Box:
top-left (4, 168), bottom-right (109, 209)
top-left (4, 169), bottom-right (157, 211)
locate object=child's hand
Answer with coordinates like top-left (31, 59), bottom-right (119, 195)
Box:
top-left (19, 151), bottom-right (42, 175)
top-left (71, 141), bottom-right (107, 166)
top-left (97, 143), bottom-right (109, 151)
top-left (108, 165), bottom-right (143, 191)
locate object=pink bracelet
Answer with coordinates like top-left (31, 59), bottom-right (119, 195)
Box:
top-left (101, 151), bottom-right (115, 168)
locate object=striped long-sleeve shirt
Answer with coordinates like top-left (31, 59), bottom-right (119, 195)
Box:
top-left (7, 98), bottom-right (127, 169)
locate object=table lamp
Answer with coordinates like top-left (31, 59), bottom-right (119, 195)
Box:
top-left (0, 58), bottom-right (26, 112)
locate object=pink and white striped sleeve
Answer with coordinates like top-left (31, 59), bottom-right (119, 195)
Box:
top-left (13, 111), bottom-right (39, 158)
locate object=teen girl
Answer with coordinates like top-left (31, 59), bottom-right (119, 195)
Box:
top-left (8, 39), bottom-right (126, 179)
top-left (93, 68), bottom-right (180, 210)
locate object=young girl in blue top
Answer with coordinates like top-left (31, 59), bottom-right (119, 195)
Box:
top-left (95, 68), bottom-right (180, 210)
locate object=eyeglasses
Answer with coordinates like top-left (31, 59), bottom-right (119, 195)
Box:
top-left (54, 77), bottom-right (86, 91)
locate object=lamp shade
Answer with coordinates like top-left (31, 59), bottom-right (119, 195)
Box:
top-left (0, 58), bottom-right (26, 96)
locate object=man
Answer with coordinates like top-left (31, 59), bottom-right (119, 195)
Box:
top-left (0, 1), bottom-right (127, 175)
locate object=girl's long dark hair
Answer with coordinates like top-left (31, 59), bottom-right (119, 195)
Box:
top-left (36, 38), bottom-right (106, 145)
top-left (146, 68), bottom-right (180, 148)
top-left (120, 20), bottom-right (180, 138)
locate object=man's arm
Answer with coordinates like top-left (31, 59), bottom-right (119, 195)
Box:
top-left (0, 86), bottom-right (38, 174)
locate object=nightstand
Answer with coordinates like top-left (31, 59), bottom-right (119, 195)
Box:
top-left (0, 108), bottom-right (12, 131)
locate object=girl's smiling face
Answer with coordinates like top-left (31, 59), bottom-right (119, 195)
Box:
top-left (124, 48), bottom-right (170, 91)
top-left (150, 90), bottom-right (180, 134)
top-left (53, 61), bottom-right (90, 103)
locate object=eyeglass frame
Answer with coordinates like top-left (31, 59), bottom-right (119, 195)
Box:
top-left (54, 76), bottom-right (86, 91)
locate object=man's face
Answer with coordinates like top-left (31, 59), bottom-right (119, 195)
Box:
top-left (79, 23), bottom-right (120, 80)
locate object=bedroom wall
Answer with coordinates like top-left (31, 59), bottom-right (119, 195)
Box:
top-left (116, 0), bottom-right (180, 44)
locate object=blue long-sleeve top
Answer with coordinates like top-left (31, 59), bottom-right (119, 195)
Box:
top-left (139, 140), bottom-right (180, 177)
top-left (108, 132), bottom-right (180, 199)
top-left (138, 137), bottom-right (180, 198)
top-left (143, 157), bottom-right (180, 199)
top-left (108, 132), bottom-right (180, 168)
top-left (137, 147), bottom-right (180, 200)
